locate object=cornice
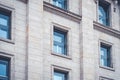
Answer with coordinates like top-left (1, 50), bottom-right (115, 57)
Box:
top-left (93, 21), bottom-right (120, 39)
top-left (43, 1), bottom-right (82, 23)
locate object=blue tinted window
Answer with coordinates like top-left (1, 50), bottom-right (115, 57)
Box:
top-left (100, 44), bottom-right (112, 67)
top-left (0, 61), bottom-right (7, 76)
top-left (53, 0), bottom-right (67, 9)
top-left (0, 10), bottom-right (11, 39)
top-left (53, 28), bottom-right (67, 55)
top-left (0, 58), bottom-right (9, 80)
top-left (98, 1), bottom-right (110, 26)
top-left (54, 71), bottom-right (67, 80)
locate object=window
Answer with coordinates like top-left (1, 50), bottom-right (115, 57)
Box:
top-left (53, 27), bottom-right (67, 55)
top-left (53, 0), bottom-right (67, 9)
top-left (0, 8), bottom-right (11, 39)
top-left (54, 70), bottom-right (68, 80)
top-left (0, 57), bottom-right (10, 80)
top-left (100, 43), bottom-right (112, 68)
top-left (98, 0), bottom-right (110, 26)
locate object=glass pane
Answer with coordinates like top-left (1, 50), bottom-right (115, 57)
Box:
top-left (0, 29), bottom-right (8, 39)
top-left (54, 72), bottom-right (65, 80)
top-left (99, 6), bottom-right (107, 25)
top-left (0, 13), bottom-right (10, 39)
top-left (100, 45), bottom-right (111, 67)
top-left (53, 29), bottom-right (66, 55)
top-left (54, 32), bottom-right (64, 43)
top-left (53, 0), bottom-right (66, 9)
top-left (58, 46), bottom-right (63, 54)
top-left (0, 18), bottom-right (7, 26)
top-left (53, 44), bottom-right (64, 54)
top-left (101, 47), bottom-right (107, 66)
top-left (0, 61), bottom-right (8, 76)
top-left (0, 14), bottom-right (9, 26)
top-left (53, 44), bottom-right (58, 53)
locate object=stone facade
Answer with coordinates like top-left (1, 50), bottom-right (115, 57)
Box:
top-left (0, 0), bottom-right (120, 80)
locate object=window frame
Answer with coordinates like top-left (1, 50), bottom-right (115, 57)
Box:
top-left (0, 4), bottom-right (15, 44)
top-left (0, 8), bottom-right (11, 39)
top-left (0, 52), bottom-right (14, 80)
top-left (53, 27), bottom-right (67, 55)
top-left (54, 69), bottom-right (68, 80)
top-left (99, 40), bottom-right (115, 71)
top-left (52, 65), bottom-right (71, 80)
top-left (97, 0), bottom-right (112, 27)
top-left (100, 43), bottom-right (112, 67)
top-left (51, 23), bottom-right (72, 59)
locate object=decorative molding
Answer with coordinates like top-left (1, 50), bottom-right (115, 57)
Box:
top-left (93, 21), bottom-right (120, 39)
top-left (43, 1), bottom-right (82, 23)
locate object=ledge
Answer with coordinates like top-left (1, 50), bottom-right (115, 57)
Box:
top-left (0, 38), bottom-right (14, 44)
top-left (43, 1), bottom-right (82, 23)
top-left (51, 52), bottom-right (72, 60)
top-left (93, 21), bottom-right (120, 39)
top-left (17, 0), bottom-right (28, 3)
top-left (99, 65), bottom-right (115, 71)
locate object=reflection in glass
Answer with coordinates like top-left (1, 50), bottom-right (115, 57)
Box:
top-left (53, 0), bottom-right (67, 9)
top-left (0, 13), bottom-right (10, 39)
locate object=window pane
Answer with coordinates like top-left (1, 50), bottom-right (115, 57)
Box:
top-left (101, 47), bottom-right (107, 66)
top-left (53, 0), bottom-right (67, 9)
top-left (0, 13), bottom-right (10, 39)
top-left (99, 6), bottom-right (107, 25)
top-left (98, 1), bottom-right (110, 26)
top-left (53, 29), bottom-right (66, 55)
top-left (54, 72), bottom-right (65, 80)
top-left (0, 60), bottom-right (8, 76)
top-left (0, 14), bottom-right (9, 26)
top-left (0, 18), bottom-right (8, 26)
top-left (54, 44), bottom-right (65, 54)
top-left (0, 29), bottom-right (8, 39)
top-left (100, 44), bottom-right (111, 67)
top-left (54, 32), bottom-right (64, 43)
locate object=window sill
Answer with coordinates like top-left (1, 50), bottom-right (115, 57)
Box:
top-left (51, 52), bottom-right (72, 60)
top-left (0, 38), bottom-right (14, 44)
top-left (93, 21), bottom-right (120, 39)
top-left (17, 0), bottom-right (28, 3)
top-left (99, 65), bottom-right (115, 71)
top-left (43, 1), bottom-right (82, 23)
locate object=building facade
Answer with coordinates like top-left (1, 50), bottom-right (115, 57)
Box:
top-left (0, 0), bottom-right (120, 80)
